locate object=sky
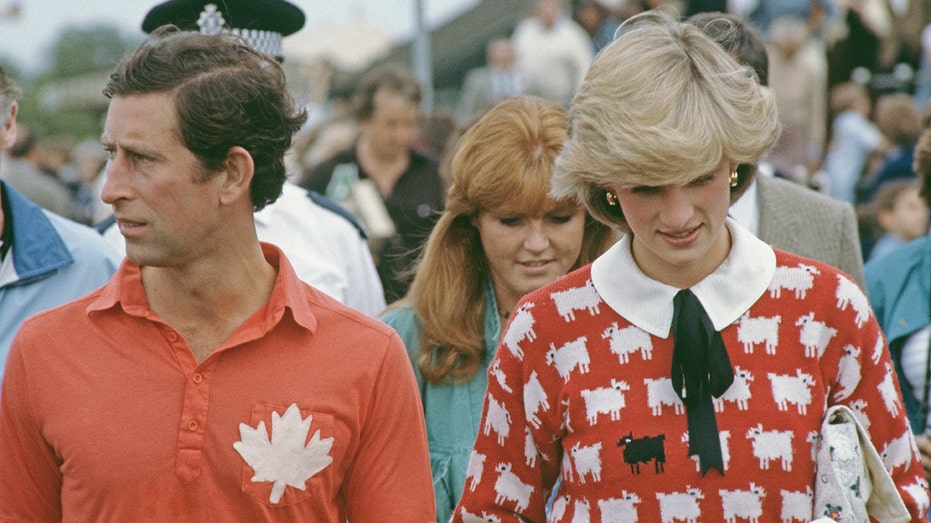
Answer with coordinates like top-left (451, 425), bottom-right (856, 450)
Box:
top-left (0, 0), bottom-right (476, 74)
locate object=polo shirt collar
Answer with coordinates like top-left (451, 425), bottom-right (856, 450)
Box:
top-left (87, 242), bottom-right (317, 335)
top-left (591, 219), bottom-right (775, 339)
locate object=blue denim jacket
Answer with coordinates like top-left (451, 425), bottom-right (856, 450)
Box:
top-left (380, 280), bottom-right (502, 523)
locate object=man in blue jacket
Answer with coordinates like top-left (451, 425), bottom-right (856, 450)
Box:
top-left (0, 67), bottom-right (121, 377)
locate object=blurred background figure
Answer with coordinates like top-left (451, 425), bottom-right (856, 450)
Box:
top-left (301, 65), bottom-right (445, 304)
top-left (765, 15), bottom-right (827, 182)
top-left (824, 0), bottom-right (891, 89)
top-left (863, 179), bottom-right (929, 260)
top-left (64, 139), bottom-right (108, 226)
top-left (820, 81), bottom-right (891, 204)
top-left (858, 92), bottom-right (923, 204)
top-left (512, 0), bottom-right (594, 107)
top-left (456, 38), bottom-right (526, 126)
top-left (380, 96), bottom-right (614, 522)
top-left (0, 124), bottom-right (71, 217)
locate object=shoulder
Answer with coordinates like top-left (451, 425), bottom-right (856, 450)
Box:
top-left (523, 264), bottom-right (595, 303)
top-left (378, 303), bottom-right (422, 359)
top-left (306, 190), bottom-right (368, 239)
top-left (43, 211), bottom-right (122, 268)
top-left (865, 236), bottom-right (930, 282)
top-left (759, 177), bottom-right (855, 221)
top-left (408, 148), bottom-right (440, 172)
top-left (302, 148), bottom-right (356, 183)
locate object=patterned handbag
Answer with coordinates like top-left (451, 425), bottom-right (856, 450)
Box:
top-left (812, 404), bottom-right (911, 522)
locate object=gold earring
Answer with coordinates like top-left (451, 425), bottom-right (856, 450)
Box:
top-left (729, 171), bottom-right (739, 187)
top-left (605, 191), bottom-right (618, 206)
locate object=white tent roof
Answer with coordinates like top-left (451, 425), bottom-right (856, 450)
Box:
top-left (283, 17), bottom-right (396, 72)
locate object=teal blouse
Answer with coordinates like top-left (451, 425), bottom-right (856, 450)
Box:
top-left (380, 280), bottom-right (502, 523)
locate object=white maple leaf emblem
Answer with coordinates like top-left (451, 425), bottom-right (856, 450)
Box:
top-left (233, 403), bottom-right (334, 504)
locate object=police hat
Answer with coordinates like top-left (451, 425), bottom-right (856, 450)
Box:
top-left (141, 0), bottom-right (305, 60)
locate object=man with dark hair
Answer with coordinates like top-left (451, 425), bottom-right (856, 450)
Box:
top-left (0, 29), bottom-right (434, 521)
top-left (0, 67), bottom-right (120, 377)
top-left (688, 11), bottom-right (866, 289)
top-left (98, 0), bottom-right (387, 316)
top-left (302, 65), bottom-right (445, 303)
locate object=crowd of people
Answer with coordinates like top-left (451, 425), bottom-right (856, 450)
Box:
top-left (1, 0), bottom-right (931, 521)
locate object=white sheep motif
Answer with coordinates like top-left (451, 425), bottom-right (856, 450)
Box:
top-left (550, 495), bottom-right (570, 521)
top-left (881, 431), bottom-right (915, 472)
top-left (599, 492), bottom-right (642, 523)
top-left (747, 424), bottom-right (794, 471)
top-left (545, 336), bottom-right (591, 382)
top-left (833, 344), bottom-right (861, 401)
top-left (779, 487), bottom-right (812, 523)
top-left (879, 362), bottom-right (903, 417)
top-left (580, 378), bottom-right (630, 424)
top-left (714, 366), bottom-right (753, 412)
top-left (570, 441), bottom-right (603, 483)
top-left (769, 263), bottom-right (820, 299)
top-left (834, 274), bottom-right (870, 328)
top-left (871, 333), bottom-right (884, 364)
top-left (685, 430), bottom-right (731, 472)
top-left (848, 399), bottom-right (871, 431)
top-left (720, 483), bottom-right (766, 523)
top-left (656, 487), bottom-right (704, 523)
top-left (796, 313), bottom-right (837, 358)
top-left (769, 369), bottom-right (814, 415)
top-left (602, 322), bottom-right (654, 364)
top-left (482, 393), bottom-right (511, 445)
top-left (502, 302), bottom-right (536, 360)
top-left (550, 279), bottom-right (601, 322)
top-left (459, 510), bottom-right (501, 523)
top-left (465, 450), bottom-right (485, 492)
top-left (737, 313), bottom-right (781, 354)
top-left (645, 376), bottom-right (685, 416)
top-left (570, 499), bottom-right (590, 523)
top-left (523, 370), bottom-right (550, 429)
top-left (904, 478), bottom-right (931, 516)
top-left (493, 462), bottom-right (534, 513)
top-left (491, 359), bottom-right (512, 394)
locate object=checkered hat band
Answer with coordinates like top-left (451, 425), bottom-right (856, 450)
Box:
top-left (231, 28), bottom-right (283, 58)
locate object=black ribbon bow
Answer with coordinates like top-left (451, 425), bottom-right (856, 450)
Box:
top-left (670, 288), bottom-right (734, 476)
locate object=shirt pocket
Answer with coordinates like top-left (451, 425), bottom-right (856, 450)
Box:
top-left (234, 402), bottom-right (336, 507)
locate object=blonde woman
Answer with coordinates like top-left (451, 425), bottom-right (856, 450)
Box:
top-left (453, 11), bottom-right (925, 522)
top-left (381, 95), bottom-right (614, 522)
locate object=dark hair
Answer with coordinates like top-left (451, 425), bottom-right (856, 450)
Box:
top-left (686, 12), bottom-right (770, 86)
top-left (351, 65), bottom-right (422, 122)
top-left (103, 26), bottom-right (307, 210)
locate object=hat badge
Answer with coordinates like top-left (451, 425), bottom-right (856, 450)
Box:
top-left (197, 3), bottom-right (226, 35)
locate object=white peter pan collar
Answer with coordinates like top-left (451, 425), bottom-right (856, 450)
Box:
top-left (591, 218), bottom-right (776, 338)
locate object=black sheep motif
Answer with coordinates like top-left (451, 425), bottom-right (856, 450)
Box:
top-left (618, 432), bottom-right (666, 474)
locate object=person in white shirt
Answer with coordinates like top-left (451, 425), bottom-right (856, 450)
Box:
top-left (512, 0), bottom-right (594, 107)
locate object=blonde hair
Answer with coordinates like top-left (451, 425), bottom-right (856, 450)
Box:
top-left (552, 9), bottom-right (782, 232)
top-left (397, 96), bottom-right (614, 384)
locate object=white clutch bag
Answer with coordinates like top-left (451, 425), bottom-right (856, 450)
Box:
top-left (812, 405), bottom-right (910, 523)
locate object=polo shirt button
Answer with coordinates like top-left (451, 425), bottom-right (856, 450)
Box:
top-left (899, 318), bottom-right (908, 327)
top-left (167, 332), bottom-right (178, 342)
top-left (192, 374), bottom-right (203, 384)
top-left (188, 420), bottom-right (198, 431)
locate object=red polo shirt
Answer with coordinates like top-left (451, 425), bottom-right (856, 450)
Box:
top-left (0, 243), bottom-right (435, 522)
